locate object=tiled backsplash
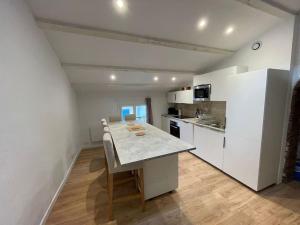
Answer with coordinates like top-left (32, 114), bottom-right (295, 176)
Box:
top-left (176, 101), bottom-right (226, 122)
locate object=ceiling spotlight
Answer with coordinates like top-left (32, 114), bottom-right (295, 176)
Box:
top-left (171, 77), bottom-right (176, 82)
top-left (197, 18), bottom-right (208, 30)
top-left (113, 0), bottom-right (127, 13)
top-left (154, 76), bottom-right (159, 81)
top-left (225, 26), bottom-right (235, 35)
top-left (110, 74), bottom-right (116, 80)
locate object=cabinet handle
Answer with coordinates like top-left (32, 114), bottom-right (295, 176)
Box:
top-left (224, 117), bottom-right (227, 129)
top-left (223, 137), bottom-right (226, 148)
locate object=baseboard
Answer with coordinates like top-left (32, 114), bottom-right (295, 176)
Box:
top-left (81, 142), bottom-right (103, 150)
top-left (39, 148), bottom-right (81, 225)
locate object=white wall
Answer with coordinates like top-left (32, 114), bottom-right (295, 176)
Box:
top-left (77, 91), bottom-right (168, 148)
top-left (205, 19), bottom-right (294, 72)
top-left (0, 1), bottom-right (80, 225)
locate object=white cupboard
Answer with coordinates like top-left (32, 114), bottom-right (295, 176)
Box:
top-left (167, 90), bottom-right (193, 104)
top-left (193, 66), bottom-right (248, 101)
top-left (193, 126), bottom-right (224, 170)
top-left (161, 116), bottom-right (170, 133)
top-left (223, 69), bottom-right (289, 191)
top-left (178, 120), bottom-right (193, 145)
top-left (167, 92), bottom-right (176, 103)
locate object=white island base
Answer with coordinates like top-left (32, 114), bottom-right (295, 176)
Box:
top-left (143, 154), bottom-right (178, 200)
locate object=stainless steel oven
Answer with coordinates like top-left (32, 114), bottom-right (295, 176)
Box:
top-left (194, 84), bottom-right (211, 101)
top-left (170, 120), bottom-right (180, 138)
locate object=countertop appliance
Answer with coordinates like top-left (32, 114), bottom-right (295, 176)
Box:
top-left (194, 84), bottom-right (211, 101)
top-left (170, 120), bottom-right (180, 138)
top-left (168, 107), bottom-right (178, 115)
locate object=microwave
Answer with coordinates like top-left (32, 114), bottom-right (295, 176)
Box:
top-left (194, 84), bottom-right (211, 101)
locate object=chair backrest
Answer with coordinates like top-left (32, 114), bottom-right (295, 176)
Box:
top-left (102, 121), bottom-right (108, 127)
top-left (125, 114), bottom-right (136, 121)
top-left (109, 116), bottom-right (121, 122)
top-left (103, 133), bottom-right (116, 173)
top-left (101, 118), bottom-right (107, 123)
top-left (103, 126), bottom-right (110, 133)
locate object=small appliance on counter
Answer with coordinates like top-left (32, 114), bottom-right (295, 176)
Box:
top-left (168, 107), bottom-right (178, 115)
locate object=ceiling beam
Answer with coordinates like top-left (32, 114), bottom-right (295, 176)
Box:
top-left (62, 63), bottom-right (196, 74)
top-left (36, 18), bottom-right (234, 55)
top-left (235, 0), bottom-right (295, 18)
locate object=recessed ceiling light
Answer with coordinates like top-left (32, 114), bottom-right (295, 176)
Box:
top-left (110, 74), bottom-right (116, 80)
top-left (171, 77), bottom-right (176, 82)
top-left (154, 76), bottom-right (159, 81)
top-left (225, 26), bottom-right (235, 35)
top-left (113, 0), bottom-right (127, 13)
top-left (197, 18), bottom-right (208, 30)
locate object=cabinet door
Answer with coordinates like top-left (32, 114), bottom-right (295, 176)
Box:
top-left (223, 70), bottom-right (267, 190)
top-left (179, 121), bottom-right (193, 144)
top-left (193, 126), bottom-right (224, 169)
top-left (161, 116), bottom-right (170, 133)
top-left (167, 92), bottom-right (176, 103)
top-left (181, 90), bottom-right (193, 104)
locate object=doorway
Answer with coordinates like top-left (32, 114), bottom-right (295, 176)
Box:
top-left (283, 80), bottom-right (300, 182)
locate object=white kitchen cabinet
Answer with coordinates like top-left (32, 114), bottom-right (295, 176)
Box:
top-left (223, 69), bottom-right (289, 191)
top-left (178, 120), bottom-right (193, 145)
top-left (193, 66), bottom-right (248, 101)
top-left (167, 90), bottom-right (193, 104)
top-left (167, 92), bottom-right (176, 103)
top-left (193, 125), bottom-right (224, 170)
top-left (161, 116), bottom-right (170, 133)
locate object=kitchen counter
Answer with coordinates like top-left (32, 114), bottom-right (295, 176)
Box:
top-left (162, 114), bottom-right (225, 133)
top-left (108, 121), bottom-right (196, 199)
top-left (108, 121), bottom-right (196, 165)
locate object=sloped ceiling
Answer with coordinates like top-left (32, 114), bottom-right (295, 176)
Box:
top-left (26, 0), bottom-right (285, 91)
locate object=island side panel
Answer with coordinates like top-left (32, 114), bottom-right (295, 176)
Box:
top-left (143, 154), bottom-right (178, 200)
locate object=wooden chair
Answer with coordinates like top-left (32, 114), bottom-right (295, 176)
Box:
top-left (125, 114), bottom-right (136, 121)
top-left (103, 133), bottom-right (145, 220)
top-left (109, 116), bottom-right (121, 122)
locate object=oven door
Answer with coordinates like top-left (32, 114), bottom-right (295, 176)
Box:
top-left (170, 121), bottom-right (180, 138)
top-left (194, 84), bottom-right (211, 101)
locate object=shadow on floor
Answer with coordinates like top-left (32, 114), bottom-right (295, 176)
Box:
top-left (259, 181), bottom-right (300, 214)
top-left (86, 155), bottom-right (193, 225)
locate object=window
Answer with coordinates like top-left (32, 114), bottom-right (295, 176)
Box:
top-left (136, 105), bottom-right (147, 122)
top-left (121, 106), bottom-right (134, 121)
top-left (121, 105), bottom-right (147, 122)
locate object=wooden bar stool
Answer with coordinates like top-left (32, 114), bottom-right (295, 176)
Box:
top-left (103, 133), bottom-right (145, 220)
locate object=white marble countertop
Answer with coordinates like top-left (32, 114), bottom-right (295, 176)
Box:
top-left (108, 121), bottom-right (196, 165)
top-left (162, 114), bottom-right (225, 133)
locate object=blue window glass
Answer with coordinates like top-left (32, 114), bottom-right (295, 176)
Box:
top-left (136, 105), bottom-right (147, 123)
top-left (121, 106), bottom-right (134, 121)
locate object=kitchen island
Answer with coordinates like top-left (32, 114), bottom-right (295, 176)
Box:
top-left (108, 121), bottom-right (195, 199)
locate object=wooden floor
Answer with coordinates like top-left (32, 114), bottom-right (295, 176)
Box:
top-left (46, 148), bottom-right (300, 225)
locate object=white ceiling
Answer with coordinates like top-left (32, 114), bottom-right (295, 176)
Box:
top-left (264, 0), bottom-right (300, 14)
top-left (26, 0), bottom-right (285, 91)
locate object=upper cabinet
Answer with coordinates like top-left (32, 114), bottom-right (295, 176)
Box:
top-left (193, 66), bottom-right (248, 101)
top-left (167, 90), bottom-right (193, 104)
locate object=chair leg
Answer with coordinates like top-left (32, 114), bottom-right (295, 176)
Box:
top-left (107, 173), bottom-right (114, 220)
top-left (104, 158), bottom-right (108, 190)
top-left (139, 168), bottom-right (145, 211)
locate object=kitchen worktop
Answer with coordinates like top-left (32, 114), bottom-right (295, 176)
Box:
top-left (108, 121), bottom-right (196, 165)
top-left (162, 114), bottom-right (225, 132)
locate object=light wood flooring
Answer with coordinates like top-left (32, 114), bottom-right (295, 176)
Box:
top-left (46, 148), bottom-right (300, 225)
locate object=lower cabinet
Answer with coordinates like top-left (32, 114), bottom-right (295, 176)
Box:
top-left (178, 120), bottom-right (193, 145)
top-left (193, 125), bottom-right (224, 170)
top-left (161, 116), bottom-right (170, 133)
